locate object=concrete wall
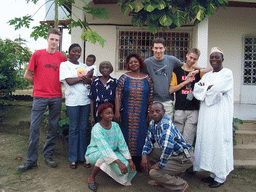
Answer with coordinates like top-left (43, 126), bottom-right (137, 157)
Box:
top-left (208, 7), bottom-right (256, 102)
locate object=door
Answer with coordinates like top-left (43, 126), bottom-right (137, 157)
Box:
top-left (241, 35), bottom-right (256, 104)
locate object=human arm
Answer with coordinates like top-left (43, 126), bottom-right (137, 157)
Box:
top-left (65, 77), bottom-right (83, 85)
top-left (114, 76), bottom-right (124, 123)
top-left (169, 72), bottom-right (194, 94)
top-left (141, 126), bottom-right (154, 171)
top-left (146, 77), bottom-right (154, 123)
top-left (90, 99), bottom-right (96, 126)
top-left (24, 69), bottom-right (34, 84)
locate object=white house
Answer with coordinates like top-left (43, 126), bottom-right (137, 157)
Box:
top-left (70, 0), bottom-right (256, 106)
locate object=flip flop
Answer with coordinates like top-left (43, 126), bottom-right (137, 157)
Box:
top-left (69, 162), bottom-right (77, 169)
top-left (83, 162), bottom-right (91, 168)
top-left (148, 180), bottom-right (159, 186)
top-left (88, 178), bottom-right (97, 191)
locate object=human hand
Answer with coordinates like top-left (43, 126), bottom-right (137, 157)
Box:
top-left (114, 112), bottom-right (121, 123)
top-left (150, 162), bottom-right (161, 170)
top-left (128, 159), bottom-right (136, 173)
top-left (207, 85), bottom-right (213, 90)
top-left (117, 160), bottom-right (128, 174)
top-left (91, 117), bottom-right (95, 127)
top-left (140, 155), bottom-right (149, 172)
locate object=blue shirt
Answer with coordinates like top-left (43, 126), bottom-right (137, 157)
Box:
top-left (142, 115), bottom-right (191, 168)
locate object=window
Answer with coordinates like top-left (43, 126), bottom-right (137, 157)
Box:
top-left (118, 31), bottom-right (191, 70)
top-left (243, 35), bottom-right (256, 85)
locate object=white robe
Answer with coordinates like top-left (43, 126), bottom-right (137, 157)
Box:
top-left (193, 68), bottom-right (234, 180)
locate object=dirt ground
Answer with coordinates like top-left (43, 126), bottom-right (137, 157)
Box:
top-left (0, 101), bottom-right (256, 192)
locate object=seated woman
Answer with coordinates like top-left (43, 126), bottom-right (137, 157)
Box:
top-left (85, 103), bottom-right (137, 191)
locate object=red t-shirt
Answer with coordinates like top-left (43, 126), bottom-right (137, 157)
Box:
top-left (27, 49), bottom-right (67, 98)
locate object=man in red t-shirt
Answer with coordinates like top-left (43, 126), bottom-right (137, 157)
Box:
top-left (17, 28), bottom-right (67, 172)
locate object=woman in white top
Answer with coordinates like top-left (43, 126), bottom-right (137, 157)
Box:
top-left (59, 44), bottom-right (94, 169)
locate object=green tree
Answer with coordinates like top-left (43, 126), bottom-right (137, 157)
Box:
top-left (118, 0), bottom-right (229, 34)
top-left (0, 38), bottom-right (32, 104)
top-left (8, 0), bottom-right (108, 47)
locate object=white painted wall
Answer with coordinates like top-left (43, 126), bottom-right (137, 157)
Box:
top-left (208, 7), bottom-right (256, 102)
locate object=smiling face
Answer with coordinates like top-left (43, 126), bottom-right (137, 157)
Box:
top-left (128, 57), bottom-right (140, 72)
top-left (150, 103), bottom-right (165, 124)
top-left (186, 53), bottom-right (199, 67)
top-left (152, 43), bottom-right (166, 61)
top-left (210, 52), bottom-right (224, 72)
top-left (47, 33), bottom-right (60, 52)
top-left (69, 46), bottom-right (81, 64)
top-left (100, 107), bottom-right (114, 122)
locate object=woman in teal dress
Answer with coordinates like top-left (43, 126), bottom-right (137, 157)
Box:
top-left (115, 53), bottom-right (153, 171)
top-left (86, 103), bottom-right (136, 191)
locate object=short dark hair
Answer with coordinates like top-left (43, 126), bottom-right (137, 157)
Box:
top-left (125, 53), bottom-right (145, 71)
top-left (99, 61), bottom-right (113, 74)
top-left (47, 28), bottom-right (61, 37)
top-left (68, 43), bottom-right (81, 54)
top-left (152, 37), bottom-right (166, 47)
top-left (87, 54), bottom-right (96, 63)
top-left (187, 48), bottom-right (201, 57)
top-left (152, 101), bottom-right (165, 111)
top-left (97, 103), bottom-right (114, 117)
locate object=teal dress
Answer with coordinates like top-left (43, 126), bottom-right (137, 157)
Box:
top-left (85, 122), bottom-right (137, 186)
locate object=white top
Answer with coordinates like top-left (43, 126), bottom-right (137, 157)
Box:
top-left (193, 68), bottom-right (234, 179)
top-left (59, 61), bottom-right (98, 106)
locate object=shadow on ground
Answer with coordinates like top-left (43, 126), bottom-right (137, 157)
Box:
top-left (0, 101), bottom-right (256, 192)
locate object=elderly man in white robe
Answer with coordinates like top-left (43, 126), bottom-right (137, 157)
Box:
top-left (192, 47), bottom-right (234, 188)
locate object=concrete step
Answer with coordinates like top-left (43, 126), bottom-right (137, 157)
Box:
top-left (236, 121), bottom-right (256, 131)
top-left (234, 160), bottom-right (256, 169)
top-left (234, 144), bottom-right (256, 160)
top-left (235, 130), bottom-right (256, 145)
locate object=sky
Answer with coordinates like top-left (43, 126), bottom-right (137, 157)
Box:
top-left (0, 0), bottom-right (71, 53)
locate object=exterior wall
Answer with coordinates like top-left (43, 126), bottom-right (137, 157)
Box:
top-left (208, 7), bottom-right (256, 102)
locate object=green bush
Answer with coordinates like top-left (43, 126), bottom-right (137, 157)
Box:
top-left (0, 38), bottom-right (31, 105)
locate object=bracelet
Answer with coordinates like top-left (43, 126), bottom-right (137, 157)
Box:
top-left (179, 84), bottom-right (183, 88)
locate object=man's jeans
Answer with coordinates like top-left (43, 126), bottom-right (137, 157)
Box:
top-left (67, 104), bottom-right (91, 162)
top-left (26, 97), bottom-right (62, 164)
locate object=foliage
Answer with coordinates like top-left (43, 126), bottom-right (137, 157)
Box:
top-left (118, 0), bottom-right (229, 34)
top-left (0, 38), bottom-right (32, 105)
top-left (8, 0), bottom-right (108, 46)
top-left (44, 103), bottom-right (69, 135)
top-left (233, 117), bottom-right (243, 146)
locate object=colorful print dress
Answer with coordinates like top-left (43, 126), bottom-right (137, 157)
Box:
top-left (85, 122), bottom-right (136, 186)
top-left (116, 74), bottom-right (153, 156)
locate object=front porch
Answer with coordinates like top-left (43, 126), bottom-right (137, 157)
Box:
top-left (234, 103), bottom-right (256, 121)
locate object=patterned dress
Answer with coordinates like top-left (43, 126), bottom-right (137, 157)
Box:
top-left (85, 122), bottom-right (136, 186)
top-left (116, 74), bottom-right (153, 156)
top-left (89, 76), bottom-right (117, 122)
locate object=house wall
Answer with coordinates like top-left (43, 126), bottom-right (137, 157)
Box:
top-left (208, 7), bottom-right (256, 102)
top-left (71, 1), bottom-right (256, 103)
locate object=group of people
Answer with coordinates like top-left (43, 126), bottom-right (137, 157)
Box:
top-left (17, 28), bottom-right (234, 192)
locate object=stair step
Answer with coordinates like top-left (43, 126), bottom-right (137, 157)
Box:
top-left (234, 144), bottom-right (256, 160)
top-left (236, 122), bottom-right (256, 131)
top-left (234, 160), bottom-right (256, 169)
top-left (235, 130), bottom-right (256, 145)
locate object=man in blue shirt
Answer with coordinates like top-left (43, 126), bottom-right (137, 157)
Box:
top-left (141, 102), bottom-right (194, 192)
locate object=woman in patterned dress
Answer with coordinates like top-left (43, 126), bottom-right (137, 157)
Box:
top-left (115, 53), bottom-right (153, 171)
top-left (86, 103), bottom-right (136, 191)
top-left (89, 61), bottom-right (117, 126)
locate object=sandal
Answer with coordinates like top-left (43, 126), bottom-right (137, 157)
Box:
top-left (88, 178), bottom-right (97, 191)
top-left (83, 162), bottom-right (91, 168)
top-left (69, 162), bottom-right (77, 169)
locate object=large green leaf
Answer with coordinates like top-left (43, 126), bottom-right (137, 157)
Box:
top-left (173, 10), bottom-right (184, 27)
top-left (147, 23), bottom-right (159, 34)
top-left (134, 0), bottom-right (144, 12)
top-left (157, 1), bottom-right (166, 10)
top-left (159, 15), bottom-right (173, 27)
top-left (81, 30), bottom-right (106, 47)
top-left (145, 3), bottom-right (157, 12)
